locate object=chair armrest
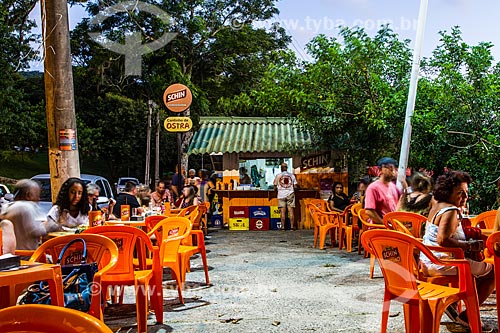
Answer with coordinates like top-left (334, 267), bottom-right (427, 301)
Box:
top-left (191, 230), bottom-right (206, 247)
top-left (426, 245), bottom-right (465, 259)
top-left (15, 249), bottom-right (35, 257)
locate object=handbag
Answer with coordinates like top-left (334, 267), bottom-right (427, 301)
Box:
top-left (21, 238), bottom-right (98, 312)
top-left (462, 226), bottom-right (485, 262)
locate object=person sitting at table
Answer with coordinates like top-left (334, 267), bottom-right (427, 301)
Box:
top-left (397, 171), bottom-right (434, 216)
top-left (2, 179), bottom-right (59, 250)
top-left (350, 178), bottom-right (368, 204)
top-left (87, 183), bottom-right (116, 220)
top-left (47, 178), bottom-right (89, 228)
top-left (150, 181), bottom-right (172, 208)
top-left (420, 171), bottom-right (494, 329)
top-left (175, 185), bottom-right (201, 209)
top-left (328, 182), bottom-right (350, 212)
top-left (0, 219), bottom-right (16, 254)
top-left (113, 181), bottom-right (143, 218)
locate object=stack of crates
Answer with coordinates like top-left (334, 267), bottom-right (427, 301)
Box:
top-left (229, 206), bottom-right (249, 230)
top-left (211, 214), bottom-right (223, 228)
top-left (249, 206), bottom-right (270, 231)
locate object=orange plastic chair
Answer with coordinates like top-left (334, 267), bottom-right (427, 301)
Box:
top-left (358, 209), bottom-right (386, 278)
top-left (0, 304), bottom-right (114, 333)
top-left (147, 216), bottom-right (192, 304)
top-left (362, 229), bottom-right (482, 333)
top-left (179, 208), bottom-right (210, 285)
top-left (338, 204), bottom-right (354, 252)
top-left (29, 234), bottom-right (119, 320)
top-left (199, 202), bottom-right (210, 234)
top-left (307, 203), bottom-right (340, 250)
top-left (486, 231), bottom-right (500, 329)
top-left (83, 226), bottom-right (163, 333)
top-left (350, 203), bottom-right (363, 254)
top-left (472, 210), bottom-right (497, 229)
top-left (145, 215), bottom-right (168, 235)
top-left (383, 211), bottom-right (427, 238)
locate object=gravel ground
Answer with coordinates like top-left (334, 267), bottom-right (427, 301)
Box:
top-left (104, 229), bottom-right (498, 333)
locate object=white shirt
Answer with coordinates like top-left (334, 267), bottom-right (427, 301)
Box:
top-left (274, 171), bottom-right (297, 199)
top-left (47, 205), bottom-right (89, 228)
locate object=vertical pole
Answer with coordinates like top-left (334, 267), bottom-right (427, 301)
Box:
top-left (397, 0), bottom-right (428, 188)
top-left (42, 0), bottom-right (80, 203)
top-left (154, 108), bottom-right (160, 186)
top-left (145, 100), bottom-right (152, 186)
top-left (177, 132), bottom-right (182, 193)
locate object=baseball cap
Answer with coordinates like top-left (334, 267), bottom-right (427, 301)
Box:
top-left (377, 157), bottom-right (398, 167)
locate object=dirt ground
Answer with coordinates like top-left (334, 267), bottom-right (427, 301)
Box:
top-left (104, 229), bottom-right (498, 333)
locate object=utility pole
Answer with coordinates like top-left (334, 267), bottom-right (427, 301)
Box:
top-left (42, 0), bottom-right (80, 202)
top-left (397, 0), bottom-right (428, 188)
top-left (154, 107), bottom-right (160, 186)
top-left (145, 100), bottom-right (153, 186)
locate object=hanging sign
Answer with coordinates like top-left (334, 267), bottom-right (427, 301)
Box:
top-left (163, 83), bottom-right (192, 112)
top-left (300, 151), bottom-right (330, 171)
top-left (59, 129), bottom-right (77, 151)
top-left (164, 117), bottom-right (193, 132)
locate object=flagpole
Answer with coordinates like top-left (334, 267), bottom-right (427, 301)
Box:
top-left (397, 0), bottom-right (429, 189)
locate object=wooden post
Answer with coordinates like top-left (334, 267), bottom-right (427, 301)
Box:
top-left (41, 0), bottom-right (80, 202)
top-left (145, 100), bottom-right (153, 186)
top-left (154, 108), bottom-right (160, 186)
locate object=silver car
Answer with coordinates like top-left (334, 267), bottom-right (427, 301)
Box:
top-left (31, 174), bottom-right (115, 217)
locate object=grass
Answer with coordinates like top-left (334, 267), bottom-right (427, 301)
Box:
top-left (0, 151), bottom-right (49, 180)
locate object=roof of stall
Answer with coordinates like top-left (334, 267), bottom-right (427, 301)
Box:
top-left (187, 117), bottom-right (312, 155)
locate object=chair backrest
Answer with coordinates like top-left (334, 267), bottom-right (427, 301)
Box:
top-left (30, 234), bottom-right (119, 271)
top-left (486, 230), bottom-right (500, 262)
top-left (83, 226), bottom-right (155, 276)
top-left (358, 209), bottom-right (386, 231)
top-left (340, 204), bottom-right (353, 227)
top-left (177, 205), bottom-right (198, 217)
top-left (361, 229), bottom-right (421, 300)
top-left (148, 217), bottom-right (192, 263)
top-left (383, 211), bottom-right (427, 238)
top-left (309, 199), bottom-right (330, 212)
top-left (145, 215), bottom-right (167, 234)
top-left (473, 210), bottom-right (497, 229)
top-left (307, 203), bottom-right (339, 227)
top-left (0, 304), bottom-right (114, 333)
top-left (351, 203), bottom-right (362, 226)
top-left (391, 219), bottom-right (413, 236)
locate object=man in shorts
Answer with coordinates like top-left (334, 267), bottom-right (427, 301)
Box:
top-left (273, 163), bottom-right (297, 230)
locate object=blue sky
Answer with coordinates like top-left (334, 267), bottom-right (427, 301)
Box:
top-left (28, 0), bottom-right (500, 70)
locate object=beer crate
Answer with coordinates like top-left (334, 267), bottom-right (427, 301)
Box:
top-left (249, 206), bottom-right (270, 219)
top-left (229, 218), bottom-right (249, 231)
top-left (270, 206), bottom-right (281, 219)
top-left (270, 218), bottom-right (291, 230)
top-left (250, 218), bottom-right (270, 231)
top-left (211, 215), bottom-right (223, 228)
top-left (229, 206), bottom-right (249, 218)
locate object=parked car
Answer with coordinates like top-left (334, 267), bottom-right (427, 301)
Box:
top-left (31, 174), bottom-right (115, 217)
top-left (115, 177), bottom-right (140, 194)
top-left (0, 184), bottom-right (13, 214)
top-left (0, 184), bottom-right (10, 197)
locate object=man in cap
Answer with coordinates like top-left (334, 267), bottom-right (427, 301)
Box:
top-left (273, 162), bottom-right (298, 230)
top-left (364, 157), bottom-right (401, 224)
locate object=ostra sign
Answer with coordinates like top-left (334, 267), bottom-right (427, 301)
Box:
top-left (164, 117), bottom-right (193, 132)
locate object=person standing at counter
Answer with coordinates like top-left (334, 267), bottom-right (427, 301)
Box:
top-left (273, 163), bottom-right (298, 230)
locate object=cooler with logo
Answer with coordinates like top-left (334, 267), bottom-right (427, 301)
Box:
top-left (249, 206), bottom-right (270, 219)
top-left (211, 214), bottom-right (223, 228)
top-left (230, 206), bottom-right (249, 219)
top-left (270, 218), bottom-right (291, 230)
top-left (229, 218), bottom-right (249, 230)
top-left (250, 218), bottom-right (270, 231)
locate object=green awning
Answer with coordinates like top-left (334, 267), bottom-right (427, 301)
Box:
top-left (187, 117), bottom-right (312, 155)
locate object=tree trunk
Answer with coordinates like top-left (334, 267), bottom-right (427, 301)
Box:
top-left (42, 0), bottom-right (80, 202)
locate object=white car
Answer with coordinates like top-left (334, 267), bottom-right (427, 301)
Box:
top-left (115, 177), bottom-right (140, 194)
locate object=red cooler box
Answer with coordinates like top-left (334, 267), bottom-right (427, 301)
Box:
top-left (250, 218), bottom-right (270, 231)
top-left (230, 206), bottom-right (249, 218)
